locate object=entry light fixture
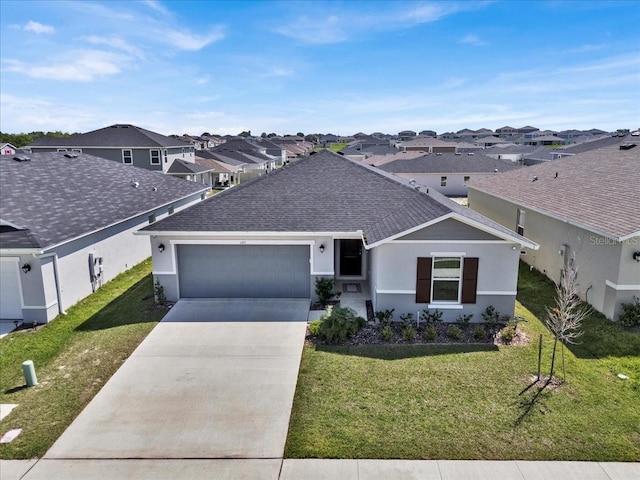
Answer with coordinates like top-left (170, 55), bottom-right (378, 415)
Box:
top-left (22, 263), bottom-right (31, 274)
top-left (319, 244), bottom-right (325, 253)
top-left (158, 243), bottom-right (165, 253)
top-left (633, 251), bottom-right (640, 262)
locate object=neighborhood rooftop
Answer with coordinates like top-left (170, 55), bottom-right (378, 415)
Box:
top-left (469, 142), bottom-right (640, 240)
top-left (28, 124), bottom-right (191, 148)
top-left (0, 151), bottom-right (208, 250)
top-left (378, 152), bottom-right (521, 174)
top-left (142, 149), bottom-right (532, 247)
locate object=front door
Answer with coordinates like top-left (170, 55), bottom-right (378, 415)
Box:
top-left (339, 239), bottom-right (362, 276)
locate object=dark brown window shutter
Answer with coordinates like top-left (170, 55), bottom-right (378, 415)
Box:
top-left (416, 257), bottom-right (432, 303)
top-left (461, 257), bottom-right (479, 304)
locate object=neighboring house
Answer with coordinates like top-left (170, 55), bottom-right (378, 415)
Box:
top-left (468, 142), bottom-right (640, 321)
top-left (483, 145), bottom-right (538, 163)
top-left (27, 124), bottom-right (195, 174)
top-left (376, 152), bottom-right (520, 196)
top-left (398, 130), bottom-right (417, 140)
top-left (401, 137), bottom-right (457, 153)
top-left (166, 159), bottom-right (217, 185)
top-left (495, 126), bottom-right (518, 138)
top-left (139, 150), bottom-right (536, 321)
top-left (1, 143), bottom-right (17, 155)
top-left (196, 149), bottom-right (247, 184)
top-left (210, 139), bottom-right (277, 172)
top-left (523, 135), bottom-right (566, 146)
top-left (0, 152), bottom-right (208, 323)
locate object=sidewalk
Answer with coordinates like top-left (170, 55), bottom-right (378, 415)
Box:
top-left (1, 458), bottom-right (637, 479)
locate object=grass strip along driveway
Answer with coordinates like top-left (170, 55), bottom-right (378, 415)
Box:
top-left (285, 266), bottom-right (640, 461)
top-left (0, 259), bottom-right (165, 459)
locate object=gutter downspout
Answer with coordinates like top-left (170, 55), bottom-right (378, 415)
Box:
top-left (35, 252), bottom-right (66, 315)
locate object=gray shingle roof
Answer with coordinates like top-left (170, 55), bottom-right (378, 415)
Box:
top-left (28, 124), bottom-right (191, 148)
top-left (142, 150), bottom-right (533, 247)
top-left (0, 152), bottom-right (208, 250)
top-left (379, 152), bottom-right (520, 174)
top-left (469, 143), bottom-right (640, 240)
top-left (167, 159), bottom-right (214, 175)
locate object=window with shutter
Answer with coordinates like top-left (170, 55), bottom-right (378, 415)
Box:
top-left (461, 257), bottom-right (479, 304)
top-left (415, 257), bottom-right (432, 303)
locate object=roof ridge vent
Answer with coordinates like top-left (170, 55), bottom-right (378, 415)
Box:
top-left (619, 143), bottom-right (636, 150)
top-left (13, 155), bottom-right (31, 162)
top-left (64, 153), bottom-right (78, 158)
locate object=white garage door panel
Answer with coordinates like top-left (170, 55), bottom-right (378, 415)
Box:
top-left (178, 245), bottom-right (310, 298)
top-left (0, 261), bottom-right (23, 319)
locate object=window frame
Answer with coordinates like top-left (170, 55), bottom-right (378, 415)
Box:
top-left (430, 256), bottom-right (463, 304)
top-left (516, 209), bottom-right (526, 236)
top-left (150, 149), bottom-right (161, 165)
top-left (440, 176), bottom-right (447, 187)
top-left (122, 149), bottom-right (133, 165)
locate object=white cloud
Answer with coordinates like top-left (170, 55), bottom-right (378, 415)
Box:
top-left (459, 34), bottom-right (488, 46)
top-left (23, 20), bottom-right (55, 34)
top-left (163, 28), bottom-right (225, 50)
top-left (3, 50), bottom-right (123, 82)
top-left (80, 35), bottom-right (144, 59)
top-left (143, 0), bottom-right (170, 16)
top-left (274, 2), bottom-right (485, 45)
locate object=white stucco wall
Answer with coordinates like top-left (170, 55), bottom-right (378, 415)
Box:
top-left (370, 240), bottom-right (521, 321)
top-left (469, 188), bottom-right (640, 320)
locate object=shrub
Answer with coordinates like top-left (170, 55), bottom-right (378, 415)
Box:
top-left (315, 277), bottom-right (341, 307)
top-left (380, 324), bottom-right (394, 342)
top-left (619, 296), bottom-right (640, 327)
top-left (317, 306), bottom-right (365, 344)
top-left (455, 314), bottom-right (473, 329)
top-left (154, 279), bottom-right (166, 305)
top-left (399, 312), bottom-right (414, 326)
top-left (423, 325), bottom-right (437, 342)
top-left (401, 325), bottom-right (417, 341)
top-left (473, 325), bottom-right (486, 340)
top-left (499, 326), bottom-right (516, 344)
top-left (447, 325), bottom-right (462, 340)
top-left (482, 306), bottom-right (501, 329)
top-left (375, 309), bottom-right (395, 326)
top-left (420, 309), bottom-right (443, 325)
top-left (308, 319), bottom-right (322, 337)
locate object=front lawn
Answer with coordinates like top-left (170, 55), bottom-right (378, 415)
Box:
top-left (285, 266), bottom-right (640, 460)
top-left (0, 259), bottom-right (165, 459)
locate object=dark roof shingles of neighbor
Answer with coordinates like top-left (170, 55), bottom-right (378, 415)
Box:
top-left (379, 152), bottom-right (520, 174)
top-left (28, 124), bottom-right (190, 148)
top-left (143, 150), bottom-right (529, 246)
top-left (167, 159), bottom-right (215, 175)
top-left (469, 143), bottom-right (640, 239)
top-left (0, 152), bottom-right (208, 249)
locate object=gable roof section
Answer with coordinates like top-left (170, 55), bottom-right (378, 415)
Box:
top-left (141, 150), bottom-right (535, 248)
top-left (469, 143), bottom-right (640, 240)
top-left (0, 152), bottom-right (208, 250)
top-left (378, 152), bottom-right (520, 174)
top-left (167, 159), bottom-right (215, 175)
top-left (28, 124), bottom-right (191, 149)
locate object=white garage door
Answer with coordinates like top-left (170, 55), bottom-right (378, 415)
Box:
top-left (178, 244), bottom-right (311, 298)
top-left (0, 260), bottom-right (23, 319)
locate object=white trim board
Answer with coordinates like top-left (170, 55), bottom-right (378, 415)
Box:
top-left (605, 280), bottom-right (640, 291)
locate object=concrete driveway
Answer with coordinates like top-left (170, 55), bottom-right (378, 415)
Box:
top-left (43, 299), bottom-right (309, 462)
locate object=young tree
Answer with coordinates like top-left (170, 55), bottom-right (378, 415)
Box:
top-left (544, 267), bottom-right (587, 384)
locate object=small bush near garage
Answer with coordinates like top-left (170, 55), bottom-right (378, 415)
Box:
top-left (317, 306), bottom-right (366, 344)
top-left (619, 296), bottom-right (640, 327)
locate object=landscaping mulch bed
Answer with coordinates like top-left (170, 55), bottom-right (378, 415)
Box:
top-left (306, 321), bottom-right (529, 347)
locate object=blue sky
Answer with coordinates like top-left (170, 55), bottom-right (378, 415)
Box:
top-left (1, 0), bottom-right (639, 136)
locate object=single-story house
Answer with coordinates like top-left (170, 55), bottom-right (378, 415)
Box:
top-left (139, 150), bottom-right (537, 321)
top-left (0, 152), bottom-right (208, 323)
top-left (376, 152), bottom-right (521, 196)
top-left (468, 142), bottom-right (640, 320)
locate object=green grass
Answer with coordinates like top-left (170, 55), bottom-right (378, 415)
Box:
top-left (314, 143), bottom-right (346, 152)
top-left (285, 265), bottom-right (640, 460)
top-left (0, 259), bottom-right (165, 459)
